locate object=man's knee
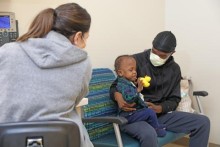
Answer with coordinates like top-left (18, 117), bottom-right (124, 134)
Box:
top-left (121, 121), bottom-right (159, 147)
top-left (140, 128), bottom-right (157, 140)
top-left (199, 115), bottom-right (210, 128)
top-left (122, 121), bottom-right (157, 140)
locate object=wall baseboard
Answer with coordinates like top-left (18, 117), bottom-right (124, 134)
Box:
top-left (173, 137), bottom-right (220, 147)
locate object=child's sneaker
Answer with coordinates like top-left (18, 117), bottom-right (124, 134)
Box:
top-left (156, 128), bottom-right (166, 137)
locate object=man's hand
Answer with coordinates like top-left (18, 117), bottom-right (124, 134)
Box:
top-left (114, 92), bottom-right (136, 111)
top-left (146, 102), bottom-right (162, 113)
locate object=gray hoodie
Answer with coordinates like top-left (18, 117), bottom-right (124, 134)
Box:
top-left (0, 31), bottom-right (93, 147)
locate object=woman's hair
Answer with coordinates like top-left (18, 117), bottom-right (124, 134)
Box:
top-left (114, 55), bottom-right (134, 73)
top-left (17, 3), bottom-right (91, 42)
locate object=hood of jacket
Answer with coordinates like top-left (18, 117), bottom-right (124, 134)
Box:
top-left (20, 31), bottom-right (87, 68)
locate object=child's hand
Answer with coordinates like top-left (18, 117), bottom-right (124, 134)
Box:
top-left (137, 78), bottom-right (144, 93)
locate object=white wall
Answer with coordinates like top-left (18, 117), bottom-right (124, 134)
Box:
top-left (0, 0), bottom-right (65, 35)
top-left (0, 0), bottom-right (165, 70)
top-left (70, 0), bottom-right (165, 69)
top-left (166, 0), bottom-right (220, 144)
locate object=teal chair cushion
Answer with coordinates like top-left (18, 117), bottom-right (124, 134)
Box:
top-left (93, 133), bottom-right (140, 147)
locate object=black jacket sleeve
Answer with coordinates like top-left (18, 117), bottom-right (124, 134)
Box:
top-left (160, 71), bottom-right (181, 114)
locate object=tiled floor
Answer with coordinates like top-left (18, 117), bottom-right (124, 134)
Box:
top-left (162, 137), bottom-right (189, 147)
top-left (164, 143), bottom-right (186, 147)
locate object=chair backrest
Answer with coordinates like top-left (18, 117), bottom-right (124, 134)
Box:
top-left (0, 121), bottom-right (80, 147)
top-left (82, 68), bottom-right (117, 141)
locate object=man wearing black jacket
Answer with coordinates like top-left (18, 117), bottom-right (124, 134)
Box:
top-left (110, 31), bottom-right (210, 147)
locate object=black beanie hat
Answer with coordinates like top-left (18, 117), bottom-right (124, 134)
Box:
top-left (152, 31), bottom-right (176, 53)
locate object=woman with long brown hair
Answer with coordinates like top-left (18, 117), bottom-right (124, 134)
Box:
top-left (0, 3), bottom-right (93, 147)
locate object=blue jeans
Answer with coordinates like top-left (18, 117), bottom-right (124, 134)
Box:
top-left (119, 108), bottom-right (163, 129)
top-left (120, 111), bottom-right (210, 147)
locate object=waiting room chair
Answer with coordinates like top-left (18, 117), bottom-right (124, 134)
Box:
top-left (0, 121), bottom-right (80, 147)
top-left (82, 68), bottom-right (208, 147)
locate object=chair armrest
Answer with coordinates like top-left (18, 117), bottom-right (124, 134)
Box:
top-left (193, 91), bottom-right (208, 114)
top-left (83, 116), bottom-right (127, 147)
top-left (82, 116), bottom-right (128, 125)
top-left (193, 91), bottom-right (208, 97)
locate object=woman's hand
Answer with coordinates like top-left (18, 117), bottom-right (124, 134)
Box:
top-left (146, 102), bottom-right (162, 113)
top-left (114, 92), bottom-right (136, 111)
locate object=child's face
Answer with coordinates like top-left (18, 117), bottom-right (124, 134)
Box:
top-left (118, 58), bottom-right (137, 82)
